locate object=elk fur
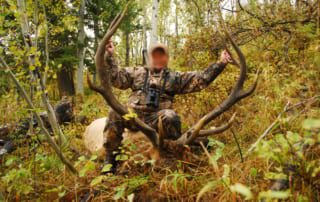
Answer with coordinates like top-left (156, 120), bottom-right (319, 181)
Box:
top-left (83, 118), bottom-right (160, 161)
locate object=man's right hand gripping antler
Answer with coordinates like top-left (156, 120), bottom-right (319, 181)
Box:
top-left (106, 41), bottom-right (115, 56)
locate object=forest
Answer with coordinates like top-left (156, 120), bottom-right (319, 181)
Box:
top-left (0, 0), bottom-right (319, 201)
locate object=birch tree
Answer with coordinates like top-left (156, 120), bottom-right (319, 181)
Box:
top-left (150, 0), bottom-right (160, 46)
top-left (16, 0), bottom-right (67, 146)
top-left (76, 0), bottom-right (86, 95)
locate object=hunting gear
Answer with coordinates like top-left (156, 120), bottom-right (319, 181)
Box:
top-left (103, 41), bottom-right (233, 173)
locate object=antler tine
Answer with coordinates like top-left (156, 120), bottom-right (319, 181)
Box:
top-left (95, 5), bottom-right (129, 73)
top-left (199, 113), bottom-right (236, 136)
top-left (239, 69), bottom-right (261, 99)
top-left (87, 73), bottom-right (104, 94)
top-left (107, 12), bottom-right (122, 32)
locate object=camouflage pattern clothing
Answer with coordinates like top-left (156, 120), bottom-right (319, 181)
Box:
top-left (103, 53), bottom-right (226, 171)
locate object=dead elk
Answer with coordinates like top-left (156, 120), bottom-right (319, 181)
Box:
top-left (85, 7), bottom-right (259, 162)
top-left (83, 118), bottom-right (163, 161)
top-left (0, 97), bottom-right (85, 157)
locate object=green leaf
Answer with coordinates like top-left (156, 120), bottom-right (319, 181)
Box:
top-left (116, 154), bottom-right (129, 161)
top-left (258, 190), bottom-right (290, 200)
top-left (265, 172), bottom-right (287, 180)
top-left (230, 183), bottom-right (253, 200)
top-left (114, 186), bottom-right (126, 200)
top-left (78, 156), bottom-right (86, 161)
top-left (90, 155), bottom-right (98, 161)
top-left (79, 161), bottom-right (95, 177)
top-left (29, 65), bottom-right (36, 71)
top-left (90, 175), bottom-right (107, 187)
top-left (5, 156), bottom-right (18, 166)
top-left (102, 164), bottom-right (113, 173)
top-left (250, 168), bottom-right (258, 178)
top-left (123, 108), bottom-right (138, 120)
top-left (222, 164), bottom-right (230, 185)
top-left (302, 119), bottom-right (320, 130)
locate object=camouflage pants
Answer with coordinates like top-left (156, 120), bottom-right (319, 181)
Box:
top-left (103, 109), bottom-right (182, 156)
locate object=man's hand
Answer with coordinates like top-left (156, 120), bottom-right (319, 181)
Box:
top-left (105, 41), bottom-right (115, 56)
top-left (219, 50), bottom-right (235, 65)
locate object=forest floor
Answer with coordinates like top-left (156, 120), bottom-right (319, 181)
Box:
top-left (0, 45), bottom-right (319, 201)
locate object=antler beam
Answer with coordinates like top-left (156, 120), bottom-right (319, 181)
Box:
top-left (176, 12), bottom-right (259, 145)
top-left (87, 4), bottom-right (159, 148)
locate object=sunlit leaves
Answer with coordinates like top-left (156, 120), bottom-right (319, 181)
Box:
top-left (2, 167), bottom-right (33, 195)
top-left (75, 155), bottom-right (97, 177)
top-left (122, 108), bottom-right (138, 120)
top-left (35, 153), bottom-right (64, 172)
top-left (114, 176), bottom-right (149, 200)
top-left (254, 118), bottom-right (319, 200)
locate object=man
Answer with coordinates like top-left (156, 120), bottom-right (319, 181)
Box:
top-left (103, 41), bottom-right (233, 173)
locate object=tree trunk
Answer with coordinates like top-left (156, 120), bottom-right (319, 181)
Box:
top-left (76, 0), bottom-right (86, 95)
top-left (150, 0), bottom-right (160, 46)
top-left (125, 32), bottom-right (130, 66)
top-left (16, 0), bottom-right (68, 150)
top-left (175, 1), bottom-right (179, 38)
top-left (142, 2), bottom-right (148, 65)
top-left (1, 57), bottom-right (77, 174)
top-left (42, 6), bottom-right (49, 86)
top-left (92, 0), bottom-right (101, 84)
top-left (57, 66), bottom-right (75, 97)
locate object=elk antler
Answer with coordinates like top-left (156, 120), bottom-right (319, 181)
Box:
top-left (176, 14), bottom-right (259, 145)
top-left (87, 4), bottom-right (159, 149)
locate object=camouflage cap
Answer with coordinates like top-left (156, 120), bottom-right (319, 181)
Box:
top-left (149, 43), bottom-right (169, 57)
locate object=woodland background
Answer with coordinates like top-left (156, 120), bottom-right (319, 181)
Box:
top-left (0, 0), bottom-right (319, 201)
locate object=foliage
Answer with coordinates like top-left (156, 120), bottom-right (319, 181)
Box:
top-left (0, 0), bottom-right (319, 201)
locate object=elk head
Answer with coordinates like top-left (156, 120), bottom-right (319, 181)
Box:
top-left (87, 6), bottom-right (259, 160)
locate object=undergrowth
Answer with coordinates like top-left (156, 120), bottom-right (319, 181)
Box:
top-left (0, 24), bottom-right (319, 202)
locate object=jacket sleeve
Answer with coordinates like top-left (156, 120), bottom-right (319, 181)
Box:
top-left (105, 54), bottom-right (134, 90)
top-left (175, 62), bottom-right (226, 94)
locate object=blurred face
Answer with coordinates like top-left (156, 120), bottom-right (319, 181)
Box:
top-left (151, 49), bottom-right (169, 70)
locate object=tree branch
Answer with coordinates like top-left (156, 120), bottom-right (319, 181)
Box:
top-left (0, 57), bottom-right (78, 175)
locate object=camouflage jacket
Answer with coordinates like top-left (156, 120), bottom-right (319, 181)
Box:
top-left (106, 55), bottom-right (226, 113)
